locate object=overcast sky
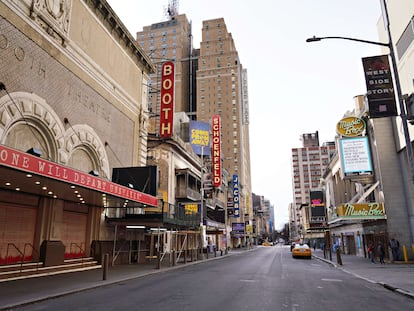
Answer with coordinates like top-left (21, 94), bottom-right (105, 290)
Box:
top-left (106, 0), bottom-right (384, 230)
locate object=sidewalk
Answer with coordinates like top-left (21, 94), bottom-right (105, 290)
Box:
top-left (0, 250), bottom-right (241, 310)
top-left (312, 249), bottom-right (414, 300)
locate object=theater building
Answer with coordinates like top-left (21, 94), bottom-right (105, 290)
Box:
top-left (0, 0), bottom-right (158, 267)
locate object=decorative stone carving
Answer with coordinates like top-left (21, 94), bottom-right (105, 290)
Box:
top-left (31, 0), bottom-right (72, 45)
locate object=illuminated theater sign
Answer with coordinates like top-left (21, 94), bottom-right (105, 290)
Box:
top-left (159, 61), bottom-right (175, 138)
top-left (336, 117), bottom-right (366, 137)
top-left (336, 203), bottom-right (386, 220)
top-left (211, 114), bottom-right (221, 187)
top-left (362, 54), bottom-right (397, 118)
top-left (233, 174), bottom-right (240, 218)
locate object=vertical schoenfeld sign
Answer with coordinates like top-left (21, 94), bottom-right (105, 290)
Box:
top-left (211, 114), bottom-right (221, 187)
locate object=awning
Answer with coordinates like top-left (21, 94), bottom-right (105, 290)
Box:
top-left (0, 144), bottom-right (158, 207)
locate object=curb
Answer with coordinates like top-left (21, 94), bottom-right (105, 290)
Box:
top-left (313, 255), bottom-right (414, 300)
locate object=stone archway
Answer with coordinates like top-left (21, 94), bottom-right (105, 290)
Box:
top-left (0, 92), bottom-right (64, 161)
top-left (63, 123), bottom-right (109, 179)
top-left (0, 91), bottom-right (109, 178)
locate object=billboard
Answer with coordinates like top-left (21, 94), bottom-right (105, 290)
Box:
top-left (232, 222), bottom-right (245, 233)
top-left (339, 137), bottom-right (373, 178)
top-left (112, 166), bottom-right (158, 196)
top-left (189, 120), bottom-right (210, 156)
top-left (159, 61), bottom-right (175, 138)
top-left (310, 190), bottom-right (325, 217)
top-left (362, 55), bottom-right (397, 118)
top-left (310, 190), bottom-right (324, 206)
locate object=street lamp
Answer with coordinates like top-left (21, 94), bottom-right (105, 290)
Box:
top-left (305, 0), bottom-right (414, 243)
top-left (306, 35), bottom-right (389, 47)
top-left (305, 31), bottom-right (414, 185)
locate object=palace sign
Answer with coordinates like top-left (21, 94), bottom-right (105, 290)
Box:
top-left (159, 61), bottom-right (175, 138)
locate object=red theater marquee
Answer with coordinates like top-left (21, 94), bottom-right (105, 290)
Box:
top-left (159, 61), bottom-right (175, 138)
top-left (211, 114), bottom-right (221, 187)
top-left (0, 144), bottom-right (158, 207)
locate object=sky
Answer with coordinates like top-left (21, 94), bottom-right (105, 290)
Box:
top-left (106, 0), bottom-right (384, 230)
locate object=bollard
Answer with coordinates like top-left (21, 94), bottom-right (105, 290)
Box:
top-left (102, 253), bottom-right (109, 280)
top-left (156, 251), bottom-right (161, 269)
top-left (403, 245), bottom-right (408, 263)
top-left (172, 250), bottom-right (176, 266)
top-left (336, 248), bottom-right (342, 265)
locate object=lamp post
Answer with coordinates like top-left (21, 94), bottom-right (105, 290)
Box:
top-left (306, 36), bottom-right (414, 186)
top-left (305, 0), bottom-right (414, 243)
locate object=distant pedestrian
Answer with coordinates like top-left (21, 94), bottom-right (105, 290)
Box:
top-left (389, 238), bottom-right (400, 262)
top-left (367, 242), bottom-right (375, 263)
top-left (377, 241), bottom-right (385, 264)
top-left (313, 241), bottom-right (316, 251)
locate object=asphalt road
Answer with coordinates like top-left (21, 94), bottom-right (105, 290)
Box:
top-left (14, 246), bottom-right (414, 311)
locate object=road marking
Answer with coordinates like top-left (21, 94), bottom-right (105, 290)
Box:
top-left (239, 279), bottom-right (256, 282)
top-left (321, 278), bottom-right (343, 282)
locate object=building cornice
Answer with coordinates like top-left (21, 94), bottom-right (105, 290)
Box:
top-left (83, 0), bottom-right (155, 74)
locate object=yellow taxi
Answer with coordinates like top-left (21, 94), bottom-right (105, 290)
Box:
top-left (291, 243), bottom-right (312, 259)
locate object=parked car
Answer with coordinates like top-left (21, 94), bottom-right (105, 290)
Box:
top-left (292, 243), bottom-right (312, 259)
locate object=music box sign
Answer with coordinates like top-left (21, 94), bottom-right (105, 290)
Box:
top-left (336, 117), bottom-right (366, 137)
top-left (336, 203), bottom-right (385, 220)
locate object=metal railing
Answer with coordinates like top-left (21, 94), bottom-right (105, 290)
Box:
top-left (69, 242), bottom-right (85, 265)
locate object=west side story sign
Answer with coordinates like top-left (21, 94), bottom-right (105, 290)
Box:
top-left (362, 55), bottom-right (397, 118)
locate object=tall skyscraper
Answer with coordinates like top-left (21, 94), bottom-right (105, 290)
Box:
top-left (136, 14), bottom-right (194, 116)
top-left (136, 11), bottom-right (252, 234)
top-left (197, 18), bottom-right (252, 223)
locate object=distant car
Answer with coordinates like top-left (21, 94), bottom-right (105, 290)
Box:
top-left (262, 241), bottom-right (273, 246)
top-left (292, 243), bottom-right (312, 259)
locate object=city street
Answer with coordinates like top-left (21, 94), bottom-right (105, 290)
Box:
top-left (12, 246), bottom-right (414, 311)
